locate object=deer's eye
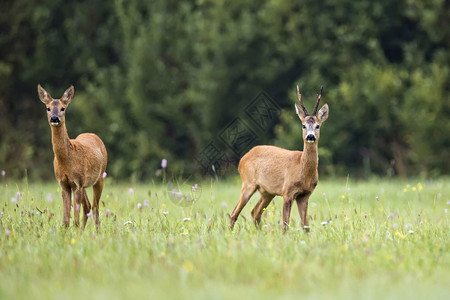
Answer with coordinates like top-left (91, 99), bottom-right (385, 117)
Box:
top-left (302, 125), bottom-right (306, 129)
top-left (61, 108), bottom-right (65, 111)
top-left (47, 108), bottom-right (50, 111)
top-left (316, 125), bottom-right (320, 129)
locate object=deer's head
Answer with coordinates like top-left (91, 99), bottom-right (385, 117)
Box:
top-left (38, 85), bottom-right (74, 127)
top-left (294, 86), bottom-right (329, 144)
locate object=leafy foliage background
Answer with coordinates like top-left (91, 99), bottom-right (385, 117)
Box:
top-left (0, 0), bottom-right (448, 180)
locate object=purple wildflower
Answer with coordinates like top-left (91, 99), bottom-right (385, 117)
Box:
top-left (6, 229), bottom-right (10, 235)
top-left (447, 200), bottom-right (450, 205)
top-left (76, 204), bottom-right (80, 212)
top-left (172, 189), bottom-right (176, 196)
top-left (16, 192), bottom-right (21, 202)
top-left (143, 199), bottom-right (149, 207)
top-left (86, 213), bottom-right (92, 218)
top-left (1, 170), bottom-right (5, 176)
top-left (222, 202), bottom-right (227, 209)
top-left (10, 197), bottom-right (16, 204)
top-left (445, 209), bottom-right (448, 214)
top-left (129, 188), bottom-right (134, 195)
top-left (393, 223), bottom-right (398, 230)
top-left (1, 212), bottom-right (3, 218)
top-left (102, 172), bottom-right (107, 179)
top-left (347, 188), bottom-right (351, 192)
top-left (137, 203), bottom-right (142, 210)
top-left (364, 214), bottom-right (367, 218)
top-left (323, 193), bottom-right (326, 197)
top-left (376, 196), bottom-right (379, 201)
top-left (106, 209), bottom-right (111, 217)
top-left (46, 193), bottom-right (52, 203)
top-left (161, 159), bottom-right (167, 169)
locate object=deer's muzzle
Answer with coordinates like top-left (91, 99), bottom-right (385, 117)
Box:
top-left (50, 116), bottom-right (60, 126)
top-left (306, 134), bottom-right (316, 143)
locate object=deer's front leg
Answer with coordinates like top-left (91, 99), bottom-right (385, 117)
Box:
top-left (61, 185), bottom-right (72, 227)
top-left (282, 196), bottom-right (294, 233)
top-left (296, 192), bottom-right (311, 232)
top-left (73, 189), bottom-right (82, 228)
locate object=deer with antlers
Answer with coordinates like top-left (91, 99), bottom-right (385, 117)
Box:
top-left (38, 85), bottom-right (107, 230)
top-left (229, 86), bottom-right (328, 232)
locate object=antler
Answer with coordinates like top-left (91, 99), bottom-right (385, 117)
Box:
top-left (312, 85), bottom-right (323, 116)
top-left (297, 85), bottom-right (309, 116)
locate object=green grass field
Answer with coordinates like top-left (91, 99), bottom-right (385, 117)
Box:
top-left (0, 177), bottom-right (449, 299)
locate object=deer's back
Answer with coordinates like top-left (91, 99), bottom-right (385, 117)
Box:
top-left (238, 145), bottom-right (302, 195)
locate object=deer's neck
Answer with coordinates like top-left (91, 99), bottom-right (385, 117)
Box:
top-left (51, 123), bottom-right (72, 161)
top-left (300, 142), bottom-right (318, 178)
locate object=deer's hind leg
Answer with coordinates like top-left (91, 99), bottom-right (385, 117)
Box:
top-left (229, 183), bottom-right (257, 229)
top-left (92, 178), bottom-right (104, 231)
top-left (81, 188), bottom-right (91, 229)
top-left (251, 192), bottom-right (275, 227)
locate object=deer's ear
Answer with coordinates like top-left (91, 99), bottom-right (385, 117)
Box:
top-left (295, 103), bottom-right (306, 121)
top-left (61, 85), bottom-right (74, 105)
top-left (37, 84), bottom-right (52, 105)
top-left (318, 104), bottom-right (329, 123)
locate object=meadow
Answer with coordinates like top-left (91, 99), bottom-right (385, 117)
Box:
top-left (0, 176), bottom-right (449, 299)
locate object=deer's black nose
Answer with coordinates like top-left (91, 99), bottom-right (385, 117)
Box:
top-left (50, 116), bottom-right (60, 124)
top-left (306, 134), bottom-right (316, 142)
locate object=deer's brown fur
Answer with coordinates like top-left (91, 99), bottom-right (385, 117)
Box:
top-left (229, 87), bottom-right (328, 232)
top-left (38, 85), bottom-right (107, 230)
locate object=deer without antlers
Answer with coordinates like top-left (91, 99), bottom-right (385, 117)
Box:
top-left (229, 86), bottom-right (329, 232)
top-left (38, 84), bottom-right (107, 230)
